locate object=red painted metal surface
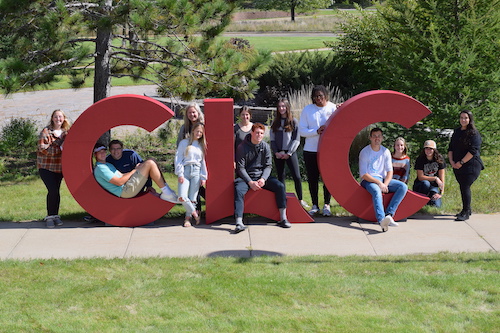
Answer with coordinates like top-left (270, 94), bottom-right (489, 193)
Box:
top-left (318, 90), bottom-right (430, 222)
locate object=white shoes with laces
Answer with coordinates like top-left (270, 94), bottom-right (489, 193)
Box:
top-left (308, 205), bottom-right (319, 215)
top-left (322, 204), bottom-right (332, 217)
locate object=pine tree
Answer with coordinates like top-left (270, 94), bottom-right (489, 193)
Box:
top-left (0, 0), bottom-right (271, 102)
top-left (330, 0), bottom-right (500, 150)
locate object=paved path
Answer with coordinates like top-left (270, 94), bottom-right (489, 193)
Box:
top-left (0, 85), bottom-right (157, 134)
top-left (1, 214), bottom-right (498, 260)
top-left (1, 87), bottom-right (499, 260)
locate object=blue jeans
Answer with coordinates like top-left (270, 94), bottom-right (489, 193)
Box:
top-left (361, 178), bottom-right (408, 222)
top-left (413, 180), bottom-right (442, 208)
top-left (178, 164), bottom-right (201, 217)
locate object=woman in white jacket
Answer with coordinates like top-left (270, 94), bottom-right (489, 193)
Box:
top-left (175, 123), bottom-right (208, 227)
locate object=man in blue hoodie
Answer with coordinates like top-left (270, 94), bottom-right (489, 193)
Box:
top-left (234, 123), bottom-right (292, 233)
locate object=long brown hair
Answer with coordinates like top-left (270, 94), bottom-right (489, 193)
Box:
top-left (418, 146), bottom-right (444, 164)
top-left (271, 98), bottom-right (295, 132)
top-left (459, 110), bottom-right (479, 147)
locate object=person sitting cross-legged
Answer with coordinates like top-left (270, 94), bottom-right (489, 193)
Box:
top-left (93, 144), bottom-right (178, 203)
top-left (234, 123), bottom-right (292, 233)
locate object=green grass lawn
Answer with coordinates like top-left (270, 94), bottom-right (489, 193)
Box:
top-left (232, 36), bottom-right (336, 52)
top-left (1, 154), bottom-right (498, 222)
top-left (0, 253), bottom-right (498, 331)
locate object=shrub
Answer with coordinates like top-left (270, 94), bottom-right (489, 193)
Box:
top-left (257, 51), bottom-right (346, 106)
top-left (0, 118), bottom-right (38, 156)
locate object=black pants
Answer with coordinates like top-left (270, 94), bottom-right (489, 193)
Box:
top-left (453, 168), bottom-right (480, 212)
top-left (234, 176), bottom-right (286, 218)
top-left (39, 168), bottom-right (63, 216)
top-left (303, 151), bottom-right (331, 206)
top-left (274, 153), bottom-right (303, 200)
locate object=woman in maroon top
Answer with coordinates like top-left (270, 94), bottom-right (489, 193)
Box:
top-left (37, 110), bottom-right (71, 228)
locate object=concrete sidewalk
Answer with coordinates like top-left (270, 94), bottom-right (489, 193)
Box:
top-left (1, 214), bottom-right (498, 260)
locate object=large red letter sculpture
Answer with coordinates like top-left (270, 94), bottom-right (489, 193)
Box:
top-left (318, 90), bottom-right (430, 221)
top-left (62, 94), bottom-right (175, 227)
top-left (204, 99), bottom-right (313, 224)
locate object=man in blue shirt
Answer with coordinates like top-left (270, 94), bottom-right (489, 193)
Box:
top-left (106, 139), bottom-right (154, 193)
top-left (93, 144), bottom-right (178, 202)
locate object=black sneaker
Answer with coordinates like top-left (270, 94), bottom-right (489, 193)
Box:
top-left (277, 219), bottom-right (292, 228)
top-left (455, 211), bottom-right (470, 221)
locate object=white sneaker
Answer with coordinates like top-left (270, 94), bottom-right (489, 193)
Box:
top-left (300, 200), bottom-right (310, 209)
top-left (389, 219), bottom-right (399, 227)
top-left (160, 190), bottom-right (180, 203)
top-left (322, 204), bottom-right (331, 217)
top-left (380, 215), bottom-right (393, 232)
top-left (308, 205), bottom-right (319, 215)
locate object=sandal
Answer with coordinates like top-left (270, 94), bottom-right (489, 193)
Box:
top-left (193, 214), bottom-right (201, 225)
top-left (183, 218), bottom-right (192, 227)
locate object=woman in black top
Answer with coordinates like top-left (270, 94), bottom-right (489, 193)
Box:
top-left (447, 110), bottom-right (484, 221)
top-left (413, 140), bottom-right (446, 207)
top-left (270, 98), bottom-right (308, 208)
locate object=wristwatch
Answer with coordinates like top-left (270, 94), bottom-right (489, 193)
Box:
top-left (460, 160), bottom-right (465, 165)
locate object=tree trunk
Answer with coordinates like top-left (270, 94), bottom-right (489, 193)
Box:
top-left (94, 0), bottom-right (112, 145)
top-left (291, 2), bottom-right (296, 22)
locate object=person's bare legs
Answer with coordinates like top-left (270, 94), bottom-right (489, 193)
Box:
top-left (135, 159), bottom-right (178, 204)
top-left (136, 159), bottom-right (166, 188)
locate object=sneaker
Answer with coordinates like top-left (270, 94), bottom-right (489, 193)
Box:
top-left (308, 205), bottom-right (319, 215)
top-left (277, 219), bottom-right (292, 228)
top-left (322, 204), bottom-right (331, 217)
top-left (380, 215), bottom-right (392, 232)
top-left (300, 200), bottom-right (310, 209)
top-left (44, 216), bottom-right (55, 229)
top-left (234, 223), bottom-right (247, 233)
top-left (455, 211), bottom-right (470, 221)
top-left (53, 215), bottom-right (63, 226)
top-left (160, 190), bottom-right (180, 204)
top-left (388, 219), bottom-right (399, 227)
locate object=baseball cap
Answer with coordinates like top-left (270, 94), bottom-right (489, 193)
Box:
top-left (93, 145), bottom-right (107, 153)
top-left (423, 140), bottom-right (437, 149)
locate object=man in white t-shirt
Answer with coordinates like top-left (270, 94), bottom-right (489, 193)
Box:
top-left (359, 128), bottom-right (408, 232)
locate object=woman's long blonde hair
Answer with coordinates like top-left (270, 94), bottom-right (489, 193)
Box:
top-left (185, 122), bottom-right (207, 156)
top-left (181, 103), bottom-right (205, 139)
top-left (48, 109), bottom-right (71, 131)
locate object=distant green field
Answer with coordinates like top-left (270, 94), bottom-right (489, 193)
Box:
top-left (226, 36), bottom-right (336, 52)
top-left (1, 36), bottom-right (335, 93)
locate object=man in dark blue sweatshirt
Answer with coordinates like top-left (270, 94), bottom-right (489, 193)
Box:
top-left (106, 139), bottom-right (154, 193)
top-left (234, 123), bottom-right (292, 233)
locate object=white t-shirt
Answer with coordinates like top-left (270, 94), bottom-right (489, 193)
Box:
top-left (299, 101), bottom-right (337, 152)
top-left (359, 145), bottom-right (393, 180)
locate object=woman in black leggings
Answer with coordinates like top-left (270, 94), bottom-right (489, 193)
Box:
top-left (447, 110), bottom-right (484, 221)
top-left (270, 98), bottom-right (308, 208)
top-left (37, 109), bottom-right (71, 228)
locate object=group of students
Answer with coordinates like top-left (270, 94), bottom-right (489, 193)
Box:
top-left (36, 89), bottom-right (483, 231)
top-left (389, 108), bottom-right (484, 223)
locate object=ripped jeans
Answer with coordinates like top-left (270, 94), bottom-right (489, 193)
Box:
top-left (178, 164), bottom-right (201, 217)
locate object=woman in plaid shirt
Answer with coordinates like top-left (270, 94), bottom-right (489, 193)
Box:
top-left (37, 110), bottom-right (71, 228)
